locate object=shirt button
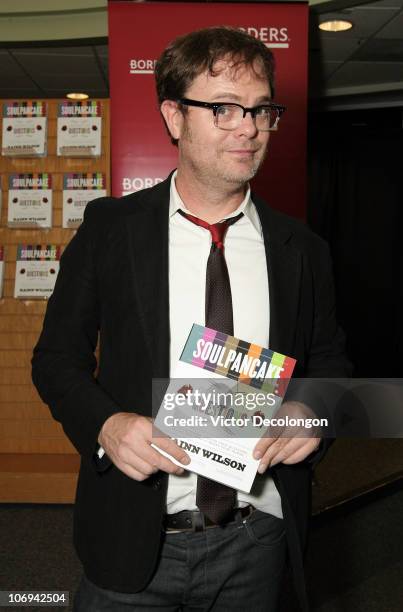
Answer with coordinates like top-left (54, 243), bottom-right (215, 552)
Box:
top-left (153, 479), bottom-right (161, 490)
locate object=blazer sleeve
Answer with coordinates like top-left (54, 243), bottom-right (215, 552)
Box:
top-left (31, 203), bottom-right (121, 472)
top-left (286, 239), bottom-right (353, 467)
top-left (305, 241), bottom-right (352, 378)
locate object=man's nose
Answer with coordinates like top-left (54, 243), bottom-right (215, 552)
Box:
top-left (236, 110), bottom-right (259, 137)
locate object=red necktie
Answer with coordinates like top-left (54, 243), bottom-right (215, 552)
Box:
top-left (178, 209), bottom-right (243, 523)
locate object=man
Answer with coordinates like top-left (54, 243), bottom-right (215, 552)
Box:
top-left (32, 27), bottom-right (350, 611)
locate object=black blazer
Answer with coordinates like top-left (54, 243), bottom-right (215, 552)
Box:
top-left (32, 174), bottom-right (351, 611)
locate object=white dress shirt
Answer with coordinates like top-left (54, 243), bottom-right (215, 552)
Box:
top-left (167, 171), bottom-right (283, 518)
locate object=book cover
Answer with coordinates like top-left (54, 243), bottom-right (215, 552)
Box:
top-left (62, 172), bottom-right (107, 227)
top-left (8, 173), bottom-right (52, 228)
top-left (2, 101), bottom-right (47, 157)
top-left (57, 100), bottom-right (102, 157)
top-left (14, 244), bottom-right (60, 299)
top-left (153, 324), bottom-right (296, 493)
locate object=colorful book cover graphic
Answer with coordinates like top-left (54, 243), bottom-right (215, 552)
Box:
top-left (63, 172), bottom-right (106, 190)
top-left (180, 324), bottom-right (296, 393)
top-left (17, 245), bottom-right (60, 261)
top-left (58, 100), bottom-right (101, 117)
top-left (9, 173), bottom-right (51, 190)
top-left (3, 101), bottom-right (47, 118)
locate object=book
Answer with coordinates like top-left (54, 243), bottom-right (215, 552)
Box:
top-left (153, 324), bottom-right (296, 493)
top-left (14, 244), bottom-right (60, 299)
top-left (8, 173), bottom-right (52, 228)
top-left (62, 172), bottom-right (107, 228)
top-left (2, 101), bottom-right (47, 157)
top-left (57, 100), bottom-right (102, 157)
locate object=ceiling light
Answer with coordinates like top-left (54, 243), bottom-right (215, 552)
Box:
top-left (319, 20), bottom-right (353, 32)
top-left (66, 92), bottom-right (89, 100)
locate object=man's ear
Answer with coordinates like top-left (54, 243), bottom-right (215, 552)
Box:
top-left (160, 100), bottom-right (184, 142)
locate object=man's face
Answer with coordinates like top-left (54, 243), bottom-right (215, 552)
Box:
top-left (177, 59), bottom-right (272, 187)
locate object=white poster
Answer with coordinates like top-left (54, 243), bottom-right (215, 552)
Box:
top-left (8, 174), bottom-right (52, 228)
top-left (62, 172), bottom-right (107, 227)
top-left (2, 102), bottom-right (47, 157)
top-left (57, 101), bottom-right (102, 157)
top-left (14, 244), bottom-right (60, 299)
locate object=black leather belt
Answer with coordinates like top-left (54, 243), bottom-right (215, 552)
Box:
top-left (164, 504), bottom-right (255, 533)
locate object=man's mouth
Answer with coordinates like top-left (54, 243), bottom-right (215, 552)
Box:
top-left (227, 149), bottom-right (258, 155)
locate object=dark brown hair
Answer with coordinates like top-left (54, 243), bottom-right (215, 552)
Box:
top-left (155, 26), bottom-right (276, 143)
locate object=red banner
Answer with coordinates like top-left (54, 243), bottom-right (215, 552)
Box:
top-left (109, 2), bottom-right (308, 218)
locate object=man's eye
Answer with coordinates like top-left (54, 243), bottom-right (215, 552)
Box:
top-left (217, 105), bottom-right (231, 116)
top-left (255, 106), bottom-right (270, 117)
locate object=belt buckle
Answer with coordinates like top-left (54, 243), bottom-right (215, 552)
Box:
top-left (240, 504), bottom-right (254, 524)
top-left (192, 511), bottom-right (205, 532)
top-left (165, 507), bottom-right (255, 533)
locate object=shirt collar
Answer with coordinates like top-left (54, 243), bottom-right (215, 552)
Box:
top-left (169, 170), bottom-right (262, 236)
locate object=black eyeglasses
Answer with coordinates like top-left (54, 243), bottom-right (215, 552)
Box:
top-left (177, 98), bottom-right (286, 132)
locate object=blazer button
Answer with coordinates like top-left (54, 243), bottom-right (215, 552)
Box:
top-left (153, 479), bottom-right (161, 490)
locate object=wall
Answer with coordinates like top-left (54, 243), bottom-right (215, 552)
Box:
top-left (0, 98), bottom-right (110, 502)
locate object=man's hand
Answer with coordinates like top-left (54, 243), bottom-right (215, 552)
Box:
top-left (253, 401), bottom-right (321, 474)
top-left (98, 412), bottom-right (190, 481)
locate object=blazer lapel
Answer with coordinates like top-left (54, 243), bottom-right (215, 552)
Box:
top-left (125, 181), bottom-right (302, 377)
top-left (253, 195), bottom-right (302, 358)
top-left (125, 176), bottom-right (172, 378)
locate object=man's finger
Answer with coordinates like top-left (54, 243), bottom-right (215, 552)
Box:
top-left (266, 437), bottom-right (306, 468)
top-left (253, 435), bottom-right (279, 459)
top-left (259, 438), bottom-right (320, 472)
top-left (153, 436), bottom-right (190, 465)
top-left (255, 435), bottom-right (288, 462)
top-left (116, 460), bottom-right (156, 482)
top-left (147, 446), bottom-right (187, 475)
top-left (257, 437), bottom-right (306, 473)
top-left (281, 439), bottom-right (321, 465)
top-left (123, 441), bottom-right (186, 475)
top-left (117, 448), bottom-right (160, 476)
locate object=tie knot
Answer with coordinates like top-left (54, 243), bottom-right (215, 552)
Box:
top-left (178, 210), bottom-right (243, 250)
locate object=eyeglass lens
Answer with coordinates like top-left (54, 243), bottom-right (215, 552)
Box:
top-left (215, 105), bottom-right (279, 131)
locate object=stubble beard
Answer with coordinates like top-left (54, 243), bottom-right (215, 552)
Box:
top-left (219, 150), bottom-right (266, 185)
top-left (180, 122), bottom-right (268, 190)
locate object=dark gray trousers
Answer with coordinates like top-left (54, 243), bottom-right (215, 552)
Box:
top-left (73, 510), bottom-right (287, 612)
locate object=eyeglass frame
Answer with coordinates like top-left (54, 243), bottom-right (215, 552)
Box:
top-left (176, 97), bottom-right (286, 132)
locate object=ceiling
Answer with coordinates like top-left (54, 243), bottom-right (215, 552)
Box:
top-left (0, 44), bottom-right (109, 100)
top-left (0, 0), bottom-right (402, 110)
top-left (310, 0), bottom-right (403, 108)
